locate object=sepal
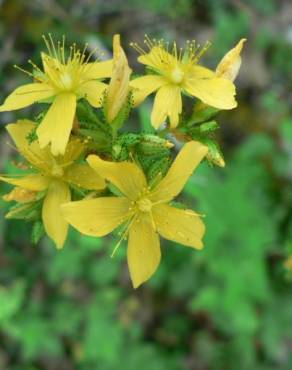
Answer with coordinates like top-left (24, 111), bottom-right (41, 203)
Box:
top-left (103, 92), bottom-right (133, 132)
top-left (31, 220), bottom-right (45, 244)
top-left (5, 198), bottom-right (43, 221)
top-left (186, 104), bottom-right (219, 127)
top-left (201, 138), bottom-right (225, 168)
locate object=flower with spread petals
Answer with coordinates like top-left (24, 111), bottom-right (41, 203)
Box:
top-left (216, 39), bottom-right (246, 81)
top-left (130, 36), bottom-right (237, 129)
top-left (61, 141), bottom-right (208, 288)
top-left (0, 120), bottom-right (105, 248)
top-left (0, 35), bottom-right (112, 156)
top-left (105, 34), bottom-right (132, 123)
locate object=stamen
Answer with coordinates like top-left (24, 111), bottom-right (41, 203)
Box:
top-left (130, 42), bottom-right (146, 55)
top-left (69, 45), bottom-right (73, 61)
top-left (80, 42), bottom-right (89, 63)
top-left (42, 34), bottom-right (53, 57)
top-left (83, 46), bottom-right (99, 64)
top-left (111, 215), bottom-right (136, 258)
top-left (5, 140), bottom-right (18, 152)
top-left (165, 41), bottom-right (170, 54)
top-left (144, 34), bottom-right (154, 49)
top-left (14, 65), bottom-right (34, 78)
top-left (58, 40), bottom-right (64, 62)
top-left (48, 33), bottom-right (58, 60)
top-left (172, 41), bottom-right (178, 59)
top-left (193, 40), bottom-right (211, 63)
top-left (28, 59), bottom-right (43, 75)
top-left (61, 35), bottom-right (66, 64)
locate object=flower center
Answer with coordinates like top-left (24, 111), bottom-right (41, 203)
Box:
top-left (170, 67), bottom-right (184, 84)
top-left (51, 164), bottom-right (64, 178)
top-left (60, 72), bottom-right (73, 90)
top-left (137, 198), bottom-right (152, 213)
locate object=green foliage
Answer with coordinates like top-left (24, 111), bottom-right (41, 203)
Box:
top-left (1, 127), bottom-right (291, 370)
top-left (77, 99), bottom-right (113, 153)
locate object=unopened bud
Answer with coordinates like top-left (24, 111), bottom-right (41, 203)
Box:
top-left (216, 39), bottom-right (246, 81)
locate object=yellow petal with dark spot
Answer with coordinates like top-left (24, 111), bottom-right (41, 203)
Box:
top-left (153, 203), bottom-right (205, 249)
top-left (65, 164), bottom-right (105, 190)
top-left (61, 197), bottom-right (132, 237)
top-left (87, 155), bottom-right (147, 200)
top-left (78, 80), bottom-right (107, 108)
top-left (137, 46), bottom-right (176, 72)
top-left (130, 75), bottom-right (167, 106)
top-left (150, 141), bottom-right (208, 203)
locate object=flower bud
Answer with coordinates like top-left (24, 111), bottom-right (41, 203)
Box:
top-left (216, 39), bottom-right (246, 82)
top-left (106, 34), bottom-right (132, 123)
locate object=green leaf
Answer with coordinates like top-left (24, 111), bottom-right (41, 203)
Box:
top-left (6, 199), bottom-right (42, 221)
top-left (202, 138), bottom-right (225, 167)
top-left (0, 282), bottom-right (25, 322)
top-left (31, 221), bottom-right (45, 244)
top-left (187, 105), bottom-right (219, 127)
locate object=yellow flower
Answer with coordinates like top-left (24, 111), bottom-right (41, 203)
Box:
top-left (61, 141), bottom-right (208, 288)
top-left (105, 34), bottom-right (132, 123)
top-left (130, 37), bottom-right (237, 129)
top-left (0, 35), bottom-right (113, 156)
top-left (216, 39), bottom-right (246, 81)
top-left (0, 120), bottom-right (105, 248)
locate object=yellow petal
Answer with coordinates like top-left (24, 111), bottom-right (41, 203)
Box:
top-left (36, 92), bottom-right (77, 156)
top-left (151, 85), bottom-right (182, 129)
top-left (137, 46), bottom-right (176, 72)
top-left (87, 155), bottom-right (147, 200)
top-left (152, 203), bottom-right (205, 249)
top-left (127, 213), bottom-right (161, 288)
top-left (6, 120), bottom-right (52, 171)
top-left (65, 164), bottom-right (105, 190)
top-left (184, 66), bottom-right (237, 110)
top-left (0, 174), bottom-right (50, 191)
top-left (106, 34), bottom-right (132, 122)
top-left (42, 180), bottom-right (71, 249)
top-left (0, 83), bottom-right (55, 112)
top-left (59, 137), bottom-right (85, 164)
top-left (130, 75), bottom-right (167, 106)
top-left (188, 64), bottom-right (215, 79)
top-left (216, 39), bottom-right (246, 81)
top-left (61, 197), bottom-right (132, 236)
top-left (41, 53), bottom-right (62, 82)
top-left (82, 60), bottom-right (113, 80)
top-left (77, 80), bottom-right (107, 108)
top-left (3, 187), bottom-right (37, 203)
top-left (41, 52), bottom-right (59, 70)
top-left (150, 141), bottom-right (208, 203)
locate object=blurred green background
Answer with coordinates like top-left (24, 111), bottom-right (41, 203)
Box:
top-left (0, 0), bottom-right (292, 369)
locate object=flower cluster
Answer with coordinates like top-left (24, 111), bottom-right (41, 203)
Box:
top-left (0, 34), bottom-right (245, 287)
